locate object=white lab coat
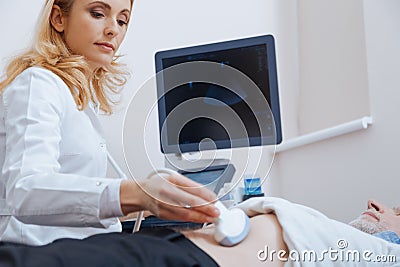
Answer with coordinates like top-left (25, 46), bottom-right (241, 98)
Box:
top-left (0, 67), bottom-right (123, 245)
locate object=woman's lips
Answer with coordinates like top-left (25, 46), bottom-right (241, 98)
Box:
top-left (95, 42), bottom-right (114, 52)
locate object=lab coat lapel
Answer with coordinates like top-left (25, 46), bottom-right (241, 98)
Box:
top-left (84, 103), bottom-right (106, 138)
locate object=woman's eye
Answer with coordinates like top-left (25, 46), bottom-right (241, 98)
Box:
top-left (91, 11), bottom-right (104, 18)
top-left (118, 20), bottom-right (128, 26)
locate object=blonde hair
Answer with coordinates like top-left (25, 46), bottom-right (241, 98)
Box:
top-left (0, 0), bottom-right (134, 114)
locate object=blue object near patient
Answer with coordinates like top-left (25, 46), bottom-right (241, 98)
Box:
top-left (373, 231), bottom-right (400, 244)
top-left (244, 177), bottom-right (262, 195)
top-left (243, 176), bottom-right (264, 201)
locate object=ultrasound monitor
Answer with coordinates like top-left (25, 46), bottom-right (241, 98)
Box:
top-left (155, 35), bottom-right (282, 154)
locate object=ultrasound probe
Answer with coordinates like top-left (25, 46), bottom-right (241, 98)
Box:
top-left (137, 168), bottom-right (250, 246)
top-left (107, 155), bottom-right (249, 246)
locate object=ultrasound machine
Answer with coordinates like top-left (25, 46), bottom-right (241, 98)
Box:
top-left (155, 34), bottom-right (281, 182)
top-left (123, 34), bottom-right (282, 234)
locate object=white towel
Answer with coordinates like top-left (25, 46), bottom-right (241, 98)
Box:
top-left (236, 197), bottom-right (400, 266)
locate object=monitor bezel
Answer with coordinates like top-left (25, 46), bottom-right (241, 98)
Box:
top-left (155, 34), bottom-right (282, 154)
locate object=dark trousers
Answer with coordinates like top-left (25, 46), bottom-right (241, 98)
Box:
top-left (0, 228), bottom-right (219, 267)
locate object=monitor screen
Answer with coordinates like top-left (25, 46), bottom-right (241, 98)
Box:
top-left (155, 35), bottom-right (282, 154)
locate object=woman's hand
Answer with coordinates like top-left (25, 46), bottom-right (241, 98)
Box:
top-left (120, 173), bottom-right (220, 223)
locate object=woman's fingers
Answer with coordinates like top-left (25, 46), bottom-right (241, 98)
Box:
top-left (166, 173), bottom-right (218, 203)
top-left (156, 201), bottom-right (218, 223)
top-left (134, 172), bottom-right (222, 223)
top-left (158, 182), bottom-right (220, 218)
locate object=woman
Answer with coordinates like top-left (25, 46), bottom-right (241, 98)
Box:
top-left (0, 0), bottom-right (219, 246)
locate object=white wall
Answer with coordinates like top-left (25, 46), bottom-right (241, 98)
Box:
top-left (0, 1), bottom-right (43, 71)
top-left (297, 0), bottom-right (370, 134)
top-left (272, 0), bottom-right (400, 223)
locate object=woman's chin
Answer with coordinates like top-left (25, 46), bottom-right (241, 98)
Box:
top-left (88, 59), bottom-right (113, 70)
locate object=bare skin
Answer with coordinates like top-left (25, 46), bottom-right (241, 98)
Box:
top-left (181, 214), bottom-right (288, 267)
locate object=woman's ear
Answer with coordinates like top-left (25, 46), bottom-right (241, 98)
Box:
top-left (50, 5), bottom-right (65, 33)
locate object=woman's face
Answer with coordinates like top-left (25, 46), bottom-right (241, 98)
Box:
top-left (58, 0), bottom-right (131, 69)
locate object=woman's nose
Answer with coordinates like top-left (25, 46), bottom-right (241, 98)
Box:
top-left (104, 19), bottom-right (118, 37)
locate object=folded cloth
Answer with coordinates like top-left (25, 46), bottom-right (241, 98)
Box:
top-left (236, 197), bottom-right (400, 267)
